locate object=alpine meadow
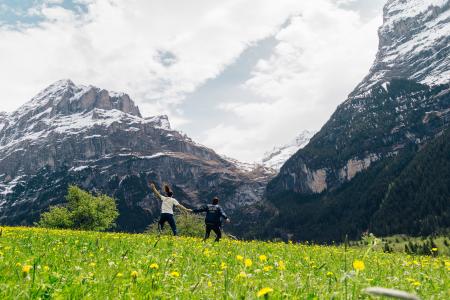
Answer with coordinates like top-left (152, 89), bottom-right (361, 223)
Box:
top-left (0, 0), bottom-right (449, 299)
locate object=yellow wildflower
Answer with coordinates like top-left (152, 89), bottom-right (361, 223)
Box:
top-left (116, 273), bottom-right (123, 278)
top-left (221, 262), bottom-right (227, 270)
top-left (353, 260), bottom-right (365, 271)
top-left (263, 266), bottom-right (273, 272)
top-left (278, 261), bottom-right (286, 271)
top-left (326, 271), bottom-right (334, 277)
top-left (207, 281), bottom-right (213, 287)
top-left (412, 281), bottom-right (421, 287)
top-left (431, 248), bottom-right (438, 252)
top-left (236, 255), bottom-right (244, 261)
top-left (244, 259), bottom-right (253, 267)
top-left (150, 263), bottom-right (159, 270)
top-left (22, 265), bottom-right (32, 274)
top-left (43, 266), bottom-right (50, 272)
top-left (130, 271), bottom-right (138, 280)
top-left (170, 271), bottom-right (180, 278)
top-left (259, 255), bottom-right (267, 262)
top-left (257, 287), bottom-right (274, 298)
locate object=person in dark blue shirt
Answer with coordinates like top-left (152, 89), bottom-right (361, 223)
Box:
top-left (193, 197), bottom-right (230, 242)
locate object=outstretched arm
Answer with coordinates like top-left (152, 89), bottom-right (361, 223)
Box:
top-left (176, 203), bottom-right (192, 212)
top-left (192, 205), bottom-right (208, 214)
top-left (220, 207), bottom-right (231, 223)
top-left (150, 183), bottom-right (162, 200)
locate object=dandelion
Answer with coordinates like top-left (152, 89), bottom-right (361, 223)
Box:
top-left (412, 281), bottom-right (421, 287)
top-left (259, 255), bottom-right (267, 262)
top-left (326, 271), bottom-right (334, 277)
top-left (277, 261), bottom-right (286, 271)
top-left (353, 260), bottom-right (365, 271)
top-left (220, 262), bottom-right (227, 270)
top-left (22, 265), bottom-right (32, 275)
top-left (150, 263), bottom-right (159, 270)
top-left (244, 259), bottom-right (253, 267)
top-left (170, 271), bottom-right (180, 278)
top-left (207, 281), bottom-right (213, 287)
top-left (263, 266), bottom-right (273, 272)
top-left (257, 287), bottom-right (274, 298)
top-left (431, 248), bottom-right (438, 252)
top-left (236, 255), bottom-right (244, 261)
top-left (130, 271), bottom-right (138, 280)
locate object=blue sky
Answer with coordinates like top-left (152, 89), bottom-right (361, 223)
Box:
top-left (0, 0), bottom-right (386, 161)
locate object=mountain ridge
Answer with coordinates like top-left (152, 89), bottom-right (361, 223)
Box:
top-left (0, 80), bottom-right (274, 235)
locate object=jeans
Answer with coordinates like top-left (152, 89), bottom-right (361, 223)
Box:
top-left (159, 213), bottom-right (177, 236)
top-left (204, 223), bottom-right (222, 242)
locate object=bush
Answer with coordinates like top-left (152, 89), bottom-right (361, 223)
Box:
top-left (39, 206), bottom-right (73, 229)
top-left (39, 186), bottom-right (119, 231)
top-left (146, 211), bottom-right (206, 238)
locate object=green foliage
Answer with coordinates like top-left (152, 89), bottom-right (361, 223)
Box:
top-left (146, 212), bottom-right (206, 237)
top-left (267, 128), bottom-right (450, 242)
top-left (38, 206), bottom-right (73, 229)
top-left (39, 186), bottom-right (119, 231)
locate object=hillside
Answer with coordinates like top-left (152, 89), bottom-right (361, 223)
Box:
top-left (0, 80), bottom-right (273, 235)
top-left (265, 0), bottom-right (450, 242)
top-left (1, 227), bottom-right (448, 299)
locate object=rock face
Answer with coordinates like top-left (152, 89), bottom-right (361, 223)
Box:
top-left (354, 0), bottom-right (450, 94)
top-left (266, 0), bottom-right (450, 241)
top-left (0, 80), bottom-right (274, 234)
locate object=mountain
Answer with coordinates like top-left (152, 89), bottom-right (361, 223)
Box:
top-left (261, 130), bottom-right (315, 171)
top-left (0, 80), bottom-right (274, 235)
top-left (354, 0), bottom-right (450, 94)
top-left (265, 0), bottom-right (450, 242)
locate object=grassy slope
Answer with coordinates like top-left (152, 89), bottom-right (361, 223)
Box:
top-left (0, 227), bottom-right (448, 299)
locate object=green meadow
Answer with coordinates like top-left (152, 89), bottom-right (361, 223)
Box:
top-left (0, 227), bottom-right (448, 299)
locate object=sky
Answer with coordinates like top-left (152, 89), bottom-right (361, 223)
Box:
top-left (0, 0), bottom-right (386, 162)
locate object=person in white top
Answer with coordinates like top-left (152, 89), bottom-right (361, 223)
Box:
top-left (150, 182), bottom-right (191, 236)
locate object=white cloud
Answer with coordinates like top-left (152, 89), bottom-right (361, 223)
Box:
top-left (0, 0), bottom-right (309, 115)
top-left (0, 0), bottom-right (383, 162)
top-left (203, 2), bottom-right (383, 161)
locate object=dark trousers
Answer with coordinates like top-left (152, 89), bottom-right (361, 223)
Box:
top-left (159, 213), bottom-right (177, 236)
top-left (204, 223), bottom-right (222, 242)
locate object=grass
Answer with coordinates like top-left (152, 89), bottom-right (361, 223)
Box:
top-left (0, 227), bottom-right (448, 299)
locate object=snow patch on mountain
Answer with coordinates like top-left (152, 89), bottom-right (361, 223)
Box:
top-left (354, 0), bottom-right (450, 94)
top-left (262, 130), bottom-right (316, 170)
top-left (0, 80), bottom-right (174, 156)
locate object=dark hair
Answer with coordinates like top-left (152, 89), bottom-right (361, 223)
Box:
top-left (164, 185), bottom-right (173, 197)
top-left (212, 197), bottom-right (219, 205)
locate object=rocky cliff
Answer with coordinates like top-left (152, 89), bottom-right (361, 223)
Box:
top-left (266, 0), bottom-right (450, 241)
top-left (0, 80), bottom-right (274, 235)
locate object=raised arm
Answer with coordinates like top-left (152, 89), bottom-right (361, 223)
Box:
top-left (150, 183), bottom-right (162, 200)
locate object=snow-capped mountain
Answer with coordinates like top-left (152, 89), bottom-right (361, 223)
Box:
top-left (261, 130), bottom-right (316, 171)
top-left (266, 0), bottom-right (450, 242)
top-left (354, 0), bottom-right (450, 94)
top-left (0, 80), bottom-right (272, 234)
